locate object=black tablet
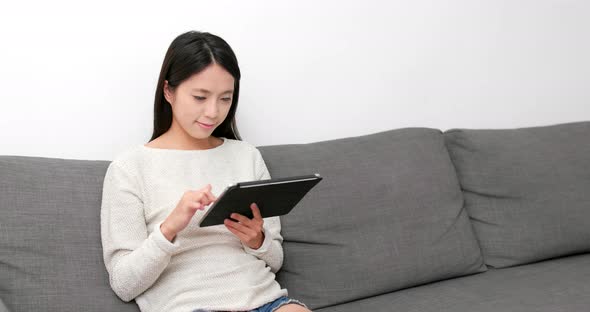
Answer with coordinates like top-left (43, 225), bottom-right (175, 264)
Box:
top-left (198, 173), bottom-right (323, 227)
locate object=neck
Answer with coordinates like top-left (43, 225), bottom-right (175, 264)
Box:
top-left (160, 120), bottom-right (219, 150)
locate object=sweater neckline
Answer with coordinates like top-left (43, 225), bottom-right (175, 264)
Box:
top-left (140, 137), bottom-right (227, 153)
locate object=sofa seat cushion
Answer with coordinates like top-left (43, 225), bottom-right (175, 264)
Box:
top-left (444, 121), bottom-right (590, 268)
top-left (259, 128), bottom-right (486, 310)
top-left (316, 253), bottom-right (590, 312)
top-left (0, 156), bottom-right (139, 312)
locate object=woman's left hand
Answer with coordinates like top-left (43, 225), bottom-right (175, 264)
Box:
top-left (224, 203), bottom-right (265, 249)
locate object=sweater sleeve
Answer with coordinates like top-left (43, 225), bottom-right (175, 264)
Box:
top-left (100, 161), bottom-right (182, 302)
top-left (242, 149), bottom-right (285, 273)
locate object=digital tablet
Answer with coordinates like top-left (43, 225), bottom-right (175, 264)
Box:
top-left (198, 173), bottom-right (323, 227)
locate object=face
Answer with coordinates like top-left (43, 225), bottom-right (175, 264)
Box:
top-left (164, 62), bottom-right (235, 141)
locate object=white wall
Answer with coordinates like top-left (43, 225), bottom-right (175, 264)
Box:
top-left (1, 0), bottom-right (588, 161)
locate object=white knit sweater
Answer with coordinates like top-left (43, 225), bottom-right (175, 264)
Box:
top-left (100, 137), bottom-right (288, 312)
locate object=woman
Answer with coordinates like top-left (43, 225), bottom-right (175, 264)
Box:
top-left (100, 30), bottom-right (311, 312)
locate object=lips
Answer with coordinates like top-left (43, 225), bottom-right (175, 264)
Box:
top-left (197, 121), bottom-right (215, 129)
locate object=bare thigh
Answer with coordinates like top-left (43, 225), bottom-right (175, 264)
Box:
top-left (274, 303), bottom-right (312, 312)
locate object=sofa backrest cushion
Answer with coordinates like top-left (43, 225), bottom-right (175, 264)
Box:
top-left (0, 297), bottom-right (9, 312)
top-left (260, 128), bottom-right (487, 310)
top-left (0, 156), bottom-right (139, 312)
top-left (444, 121), bottom-right (590, 268)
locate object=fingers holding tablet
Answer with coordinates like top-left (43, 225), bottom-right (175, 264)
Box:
top-left (224, 205), bottom-right (265, 249)
top-left (250, 203), bottom-right (263, 221)
top-left (226, 203), bottom-right (264, 227)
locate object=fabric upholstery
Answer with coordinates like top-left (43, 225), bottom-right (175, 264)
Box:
top-left (444, 121), bottom-right (590, 268)
top-left (260, 128), bottom-right (486, 309)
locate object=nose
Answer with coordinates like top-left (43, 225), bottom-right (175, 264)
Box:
top-left (204, 100), bottom-right (219, 119)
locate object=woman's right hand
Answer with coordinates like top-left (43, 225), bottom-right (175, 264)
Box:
top-left (160, 184), bottom-right (217, 242)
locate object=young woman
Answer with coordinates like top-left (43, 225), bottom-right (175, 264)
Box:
top-left (100, 31), bottom-right (311, 312)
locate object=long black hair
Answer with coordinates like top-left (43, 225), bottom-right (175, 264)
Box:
top-left (149, 31), bottom-right (242, 142)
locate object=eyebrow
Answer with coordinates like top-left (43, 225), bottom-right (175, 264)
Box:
top-left (192, 88), bottom-right (233, 94)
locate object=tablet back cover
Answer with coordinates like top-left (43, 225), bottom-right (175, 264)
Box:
top-left (199, 175), bottom-right (322, 227)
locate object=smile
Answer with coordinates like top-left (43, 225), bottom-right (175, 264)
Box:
top-left (197, 121), bottom-right (215, 129)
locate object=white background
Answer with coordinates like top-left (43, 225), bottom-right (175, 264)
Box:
top-left (1, 0), bottom-right (588, 161)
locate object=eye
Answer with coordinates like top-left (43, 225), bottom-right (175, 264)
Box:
top-left (221, 97), bottom-right (232, 102)
top-left (194, 96), bottom-right (206, 101)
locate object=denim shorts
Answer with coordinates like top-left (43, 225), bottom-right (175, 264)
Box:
top-left (192, 296), bottom-right (308, 312)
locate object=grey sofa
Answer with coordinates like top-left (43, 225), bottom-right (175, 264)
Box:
top-left (1, 121), bottom-right (589, 312)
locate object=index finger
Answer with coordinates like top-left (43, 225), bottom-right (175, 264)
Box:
top-left (251, 203), bottom-right (262, 220)
top-left (205, 190), bottom-right (217, 202)
top-left (194, 185), bottom-right (216, 204)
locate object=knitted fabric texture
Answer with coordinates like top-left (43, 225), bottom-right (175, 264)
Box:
top-left (100, 138), bottom-right (287, 312)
